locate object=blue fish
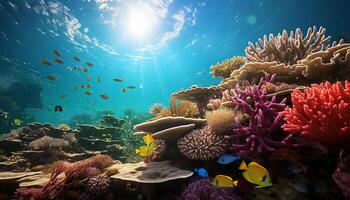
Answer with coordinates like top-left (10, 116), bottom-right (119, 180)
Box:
top-left (194, 168), bottom-right (208, 177)
top-left (293, 182), bottom-right (309, 193)
top-left (217, 153), bottom-right (240, 165)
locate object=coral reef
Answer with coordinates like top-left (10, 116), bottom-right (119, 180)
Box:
top-left (149, 103), bottom-right (165, 116)
top-left (156, 97), bottom-right (199, 118)
top-left (29, 136), bottom-right (69, 150)
top-left (245, 26), bottom-right (341, 65)
top-left (85, 174), bottom-right (111, 196)
top-left (224, 74), bottom-right (295, 158)
top-left (180, 178), bottom-right (241, 200)
top-left (99, 115), bottom-right (126, 128)
top-left (177, 126), bottom-right (228, 160)
top-left (210, 56), bottom-right (246, 79)
top-left (205, 108), bottom-right (245, 134)
top-left (282, 81), bottom-right (350, 145)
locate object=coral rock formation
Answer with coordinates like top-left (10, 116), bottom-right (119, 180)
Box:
top-left (210, 56), bottom-right (246, 79)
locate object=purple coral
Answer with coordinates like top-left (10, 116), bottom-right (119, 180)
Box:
top-left (86, 174), bottom-right (111, 196)
top-left (180, 178), bottom-right (242, 200)
top-left (333, 150), bottom-right (350, 198)
top-left (225, 74), bottom-right (295, 158)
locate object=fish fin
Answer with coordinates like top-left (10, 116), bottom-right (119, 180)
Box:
top-left (242, 171), bottom-right (254, 184)
top-left (135, 149), bottom-right (139, 154)
top-left (233, 180), bottom-right (238, 187)
top-left (250, 162), bottom-right (268, 172)
top-left (239, 160), bottom-right (248, 170)
top-left (255, 184), bottom-right (272, 188)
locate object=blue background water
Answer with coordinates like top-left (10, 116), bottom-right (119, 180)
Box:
top-left (0, 0), bottom-right (349, 124)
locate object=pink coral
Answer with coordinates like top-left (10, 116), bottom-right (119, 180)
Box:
top-left (281, 81), bottom-right (350, 145)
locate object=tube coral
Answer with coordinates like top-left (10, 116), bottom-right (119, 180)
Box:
top-left (281, 81), bottom-right (350, 145)
top-left (225, 74), bottom-right (295, 158)
top-left (177, 126), bottom-right (228, 160)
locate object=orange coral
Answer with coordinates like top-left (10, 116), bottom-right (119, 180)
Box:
top-left (282, 81), bottom-right (350, 145)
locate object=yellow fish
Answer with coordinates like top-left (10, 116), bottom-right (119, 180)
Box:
top-left (212, 175), bottom-right (238, 188)
top-left (135, 134), bottom-right (157, 157)
top-left (239, 161), bottom-right (272, 188)
top-left (13, 119), bottom-right (23, 126)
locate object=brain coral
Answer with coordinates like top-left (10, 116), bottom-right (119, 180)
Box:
top-left (177, 126), bottom-right (228, 160)
top-left (282, 81), bottom-right (350, 145)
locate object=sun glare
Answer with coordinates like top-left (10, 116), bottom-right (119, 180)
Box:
top-left (126, 6), bottom-right (156, 39)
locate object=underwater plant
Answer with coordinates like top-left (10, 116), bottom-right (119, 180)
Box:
top-left (210, 56), bottom-right (246, 79)
top-left (177, 126), bottom-right (228, 160)
top-left (225, 74), bottom-right (295, 158)
top-left (245, 26), bottom-right (342, 65)
top-left (205, 108), bottom-right (245, 134)
top-left (157, 97), bottom-right (199, 118)
top-left (180, 178), bottom-right (241, 200)
top-left (148, 103), bottom-right (165, 116)
top-left (282, 81), bottom-right (350, 145)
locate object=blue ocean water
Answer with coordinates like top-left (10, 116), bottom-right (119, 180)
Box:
top-left (0, 0), bottom-right (349, 125)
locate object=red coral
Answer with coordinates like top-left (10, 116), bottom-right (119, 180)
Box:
top-left (281, 81), bottom-right (350, 145)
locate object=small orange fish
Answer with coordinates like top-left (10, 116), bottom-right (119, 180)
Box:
top-left (41, 59), bottom-right (52, 66)
top-left (54, 58), bottom-right (64, 64)
top-left (121, 88), bottom-right (127, 92)
top-left (86, 62), bottom-right (94, 67)
top-left (86, 84), bottom-right (92, 89)
top-left (83, 68), bottom-right (89, 72)
top-left (53, 50), bottom-right (61, 57)
top-left (73, 56), bottom-right (80, 61)
top-left (46, 75), bottom-right (58, 81)
top-left (100, 94), bottom-right (109, 100)
top-left (85, 91), bottom-right (92, 96)
top-left (127, 86), bottom-right (136, 89)
top-left (113, 78), bottom-right (123, 82)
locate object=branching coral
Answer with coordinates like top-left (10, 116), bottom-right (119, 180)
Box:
top-left (180, 178), bottom-right (242, 200)
top-left (224, 74), bottom-right (295, 158)
top-left (177, 126), bottom-right (228, 160)
top-left (210, 56), bottom-right (246, 79)
top-left (29, 136), bottom-right (69, 150)
top-left (281, 81), bottom-right (350, 145)
top-left (245, 26), bottom-right (342, 65)
top-left (205, 108), bottom-right (245, 134)
top-left (149, 103), bottom-right (165, 116)
top-left (156, 97), bottom-right (199, 118)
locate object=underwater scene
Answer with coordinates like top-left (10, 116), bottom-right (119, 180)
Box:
top-left (1, 0), bottom-right (350, 199)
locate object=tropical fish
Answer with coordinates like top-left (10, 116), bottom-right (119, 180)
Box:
top-left (86, 62), bottom-right (94, 66)
top-left (54, 105), bottom-right (64, 112)
top-left (74, 85), bottom-right (78, 90)
top-left (0, 111), bottom-right (8, 119)
top-left (66, 66), bottom-right (73, 71)
top-left (217, 153), bottom-right (240, 165)
top-left (54, 58), bottom-right (63, 64)
top-left (293, 182), bottom-right (309, 193)
top-left (86, 84), bottom-right (92, 89)
top-left (113, 78), bottom-right (123, 82)
top-left (76, 66), bottom-right (82, 71)
top-left (83, 68), bottom-right (89, 72)
top-left (121, 88), bottom-right (127, 93)
top-left (135, 134), bottom-right (157, 157)
top-left (239, 161), bottom-right (272, 188)
top-left (73, 56), bottom-right (80, 61)
top-left (53, 50), bottom-right (61, 56)
top-left (87, 75), bottom-right (92, 81)
top-left (80, 84), bottom-right (85, 88)
top-left (41, 59), bottom-right (52, 66)
top-left (60, 94), bottom-right (67, 99)
top-left (46, 75), bottom-right (58, 81)
top-left (100, 94), bottom-right (109, 100)
top-left (212, 175), bottom-right (238, 188)
top-left (13, 119), bottom-right (23, 126)
top-left (85, 91), bottom-right (92, 96)
top-left (127, 86), bottom-right (136, 89)
top-left (194, 168), bottom-right (208, 177)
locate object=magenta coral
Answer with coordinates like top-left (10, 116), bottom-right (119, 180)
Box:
top-left (225, 74), bottom-right (295, 158)
top-left (281, 81), bottom-right (350, 145)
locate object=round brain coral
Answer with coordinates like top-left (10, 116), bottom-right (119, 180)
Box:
top-left (177, 126), bottom-right (228, 160)
top-left (86, 174), bottom-right (111, 196)
top-left (282, 81), bottom-right (350, 145)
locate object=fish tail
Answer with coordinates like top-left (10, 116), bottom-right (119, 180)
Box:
top-left (135, 149), bottom-right (139, 154)
top-left (233, 180), bottom-right (238, 187)
top-left (239, 160), bottom-right (248, 170)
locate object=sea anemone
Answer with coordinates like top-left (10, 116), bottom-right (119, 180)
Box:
top-left (180, 178), bottom-right (242, 200)
top-left (205, 108), bottom-right (245, 134)
top-left (281, 81), bottom-right (350, 145)
top-left (210, 56), bottom-right (246, 79)
top-left (177, 126), bottom-right (228, 160)
top-left (157, 97), bottom-right (199, 118)
top-left (149, 103), bottom-right (165, 116)
top-left (85, 174), bottom-right (111, 196)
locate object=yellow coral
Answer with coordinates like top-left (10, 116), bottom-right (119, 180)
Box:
top-left (210, 56), bottom-right (246, 79)
top-left (157, 97), bottom-right (199, 118)
top-left (205, 108), bottom-right (244, 134)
